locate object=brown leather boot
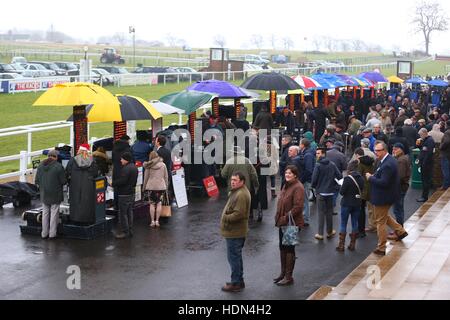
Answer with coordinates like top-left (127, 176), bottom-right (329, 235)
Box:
top-left (347, 233), bottom-right (357, 251)
top-left (273, 249), bottom-right (287, 283)
top-left (336, 232), bottom-right (346, 252)
top-left (277, 252), bottom-right (295, 286)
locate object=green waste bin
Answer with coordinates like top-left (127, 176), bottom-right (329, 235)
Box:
top-left (411, 148), bottom-right (422, 189)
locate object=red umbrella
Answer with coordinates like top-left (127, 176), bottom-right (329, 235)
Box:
top-left (291, 75), bottom-right (322, 89)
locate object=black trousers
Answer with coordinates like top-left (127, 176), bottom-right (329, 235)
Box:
top-left (421, 166), bottom-right (433, 199)
top-left (359, 199), bottom-right (367, 233)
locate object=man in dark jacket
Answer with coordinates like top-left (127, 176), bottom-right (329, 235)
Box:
top-left (392, 143), bottom-right (411, 227)
top-left (402, 119), bottom-right (419, 152)
top-left (311, 148), bottom-right (342, 240)
top-left (310, 104), bottom-right (331, 142)
top-left (440, 121), bottom-right (450, 190)
top-left (112, 152), bottom-right (138, 239)
top-left (298, 138), bottom-right (315, 226)
top-left (155, 135), bottom-right (172, 172)
top-left (388, 127), bottom-right (410, 155)
top-left (252, 105), bottom-right (273, 131)
top-left (367, 141), bottom-right (408, 255)
top-left (35, 150), bottom-right (67, 239)
top-left (112, 135), bottom-right (133, 208)
top-left (417, 128), bottom-right (435, 202)
top-left (372, 124), bottom-right (388, 144)
top-left (275, 107), bottom-right (296, 135)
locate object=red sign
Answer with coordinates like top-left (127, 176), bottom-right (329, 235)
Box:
top-left (96, 192), bottom-right (105, 204)
top-left (203, 176), bottom-right (219, 197)
top-left (114, 121), bottom-right (127, 141)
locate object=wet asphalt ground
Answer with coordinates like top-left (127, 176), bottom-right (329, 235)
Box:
top-left (0, 181), bottom-right (424, 300)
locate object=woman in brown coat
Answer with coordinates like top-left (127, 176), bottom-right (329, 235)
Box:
top-left (274, 165), bottom-right (304, 286)
top-left (143, 151), bottom-right (168, 227)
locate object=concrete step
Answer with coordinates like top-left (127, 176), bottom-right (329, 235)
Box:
top-left (310, 189), bottom-right (449, 300)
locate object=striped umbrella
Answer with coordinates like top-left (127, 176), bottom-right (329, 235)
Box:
top-left (291, 75), bottom-right (322, 89)
top-left (67, 94), bottom-right (163, 122)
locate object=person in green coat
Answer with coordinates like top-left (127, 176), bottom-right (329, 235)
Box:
top-left (35, 150), bottom-right (67, 239)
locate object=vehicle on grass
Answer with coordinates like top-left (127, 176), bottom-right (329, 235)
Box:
top-left (100, 48), bottom-right (125, 64)
top-left (11, 56), bottom-right (27, 64)
top-left (0, 73), bottom-right (24, 80)
top-left (29, 61), bottom-right (66, 75)
top-left (10, 63), bottom-right (40, 77)
top-left (22, 63), bottom-right (56, 77)
top-left (0, 63), bottom-right (17, 74)
top-left (97, 66), bottom-right (129, 74)
top-left (67, 69), bottom-right (103, 85)
top-left (133, 66), bottom-right (178, 83)
top-left (173, 67), bottom-right (202, 81)
top-left (92, 68), bottom-right (116, 85)
top-left (54, 62), bottom-right (78, 72)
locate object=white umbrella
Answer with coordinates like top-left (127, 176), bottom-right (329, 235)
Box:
top-left (149, 100), bottom-right (184, 115)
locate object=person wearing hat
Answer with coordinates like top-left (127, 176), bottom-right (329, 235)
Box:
top-left (112, 135), bottom-right (133, 209)
top-left (112, 151), bottom-right (138, 239)
top-left (391, 143), bottom-right (411, 227)
top-left (361, 127), bottom-right (376, 151)
top-left (35, 150), bottom-right (67, 239)
top-left (66, 143), bottom-right (99, 225)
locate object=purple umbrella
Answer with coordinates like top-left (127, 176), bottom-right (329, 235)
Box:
top-left (358, 71), bottom-right (388, 83)
top-left (186, 80), bottom-right (251, 99)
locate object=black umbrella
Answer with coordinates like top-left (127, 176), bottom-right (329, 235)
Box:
top-left (241, 72), bottom-right (302, 91)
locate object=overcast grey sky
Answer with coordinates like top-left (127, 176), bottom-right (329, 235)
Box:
top-left (1, 0), bottom-right (450, 53)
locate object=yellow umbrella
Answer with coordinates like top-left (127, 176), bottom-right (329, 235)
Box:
top-left (387, 76), bottom-right (404, 84)
top-left (66, 94), bottom-right (163, 122)
top-left (33, 82), bottom-right (120, 109)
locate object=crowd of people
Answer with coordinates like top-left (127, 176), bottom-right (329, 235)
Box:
top-left (219, 85), bottom-right (450, 292)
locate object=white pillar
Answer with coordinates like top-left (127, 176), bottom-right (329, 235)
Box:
top-left (19, 151), bottom-right (27, 182)
top-left (27, 132), bottom-right (32, 165)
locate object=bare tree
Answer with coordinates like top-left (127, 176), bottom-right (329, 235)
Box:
top-left (165, 33), bottom-right (178, 47)
top-left (323, 37), bottom-right (337, 52)
top-left (112, 32), bottom-right (127, 46)
top-left (339, 40), bottom-right (351, 52)
top-left (312, 37), bottom-right (322, 51)
top-left (213, 34), bottom-right (227, 48)
top-left (411, 1), bottom-right (449, 55)
top-left (351, 39), bottom-right (366, 52)
top-left (250, 34), bottom-right (264, 49)
top-left (282, 37), bottom-right (294, 50)
top-left (269, 34), bottom-right (278, 49)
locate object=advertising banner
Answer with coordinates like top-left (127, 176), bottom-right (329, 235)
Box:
top-left (8, 78), bottom-right (70, 93)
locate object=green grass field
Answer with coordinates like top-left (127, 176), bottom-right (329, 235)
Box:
top-left (0, 56), bottom-right (448, 175)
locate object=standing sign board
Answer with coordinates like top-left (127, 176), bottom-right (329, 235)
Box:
top-left (397, 61), bottom-right (413, 80)
top-left (172, 168), bottom-right (188, 208)
top-left (203, 176), bottom-right (219, 197)
top-left (73, 106), bottom-right (88, 154)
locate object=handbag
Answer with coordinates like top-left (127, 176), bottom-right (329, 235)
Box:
top-left (347, 174), bottom-right (362, 199)
top-left (281, 212), bottom-right (299, 246)
top-left (160, 190), bottom-right (172, 217)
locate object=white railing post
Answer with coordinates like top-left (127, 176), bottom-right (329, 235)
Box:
top-left (19, 151), bottom-right (27, 182)
top-left (27, 132), bottom-right (32, 165)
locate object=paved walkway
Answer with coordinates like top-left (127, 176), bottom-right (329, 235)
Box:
top-left (309, 189), bottom-right (450, 300)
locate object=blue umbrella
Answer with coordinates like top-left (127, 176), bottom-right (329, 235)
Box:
top-left (311, 73), bottom-right (347, 89)
top-left (427, 79), bottom-right (448, 87)
top-left (358, 72), bottom-right (388, 83)
top-left (405, 77), bottom-right (428, 85)
top-left (186, 80), bottom-right (252, 98)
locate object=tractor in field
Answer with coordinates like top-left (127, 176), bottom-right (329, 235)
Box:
top-left (100, 48), bottom-right (125, 64)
